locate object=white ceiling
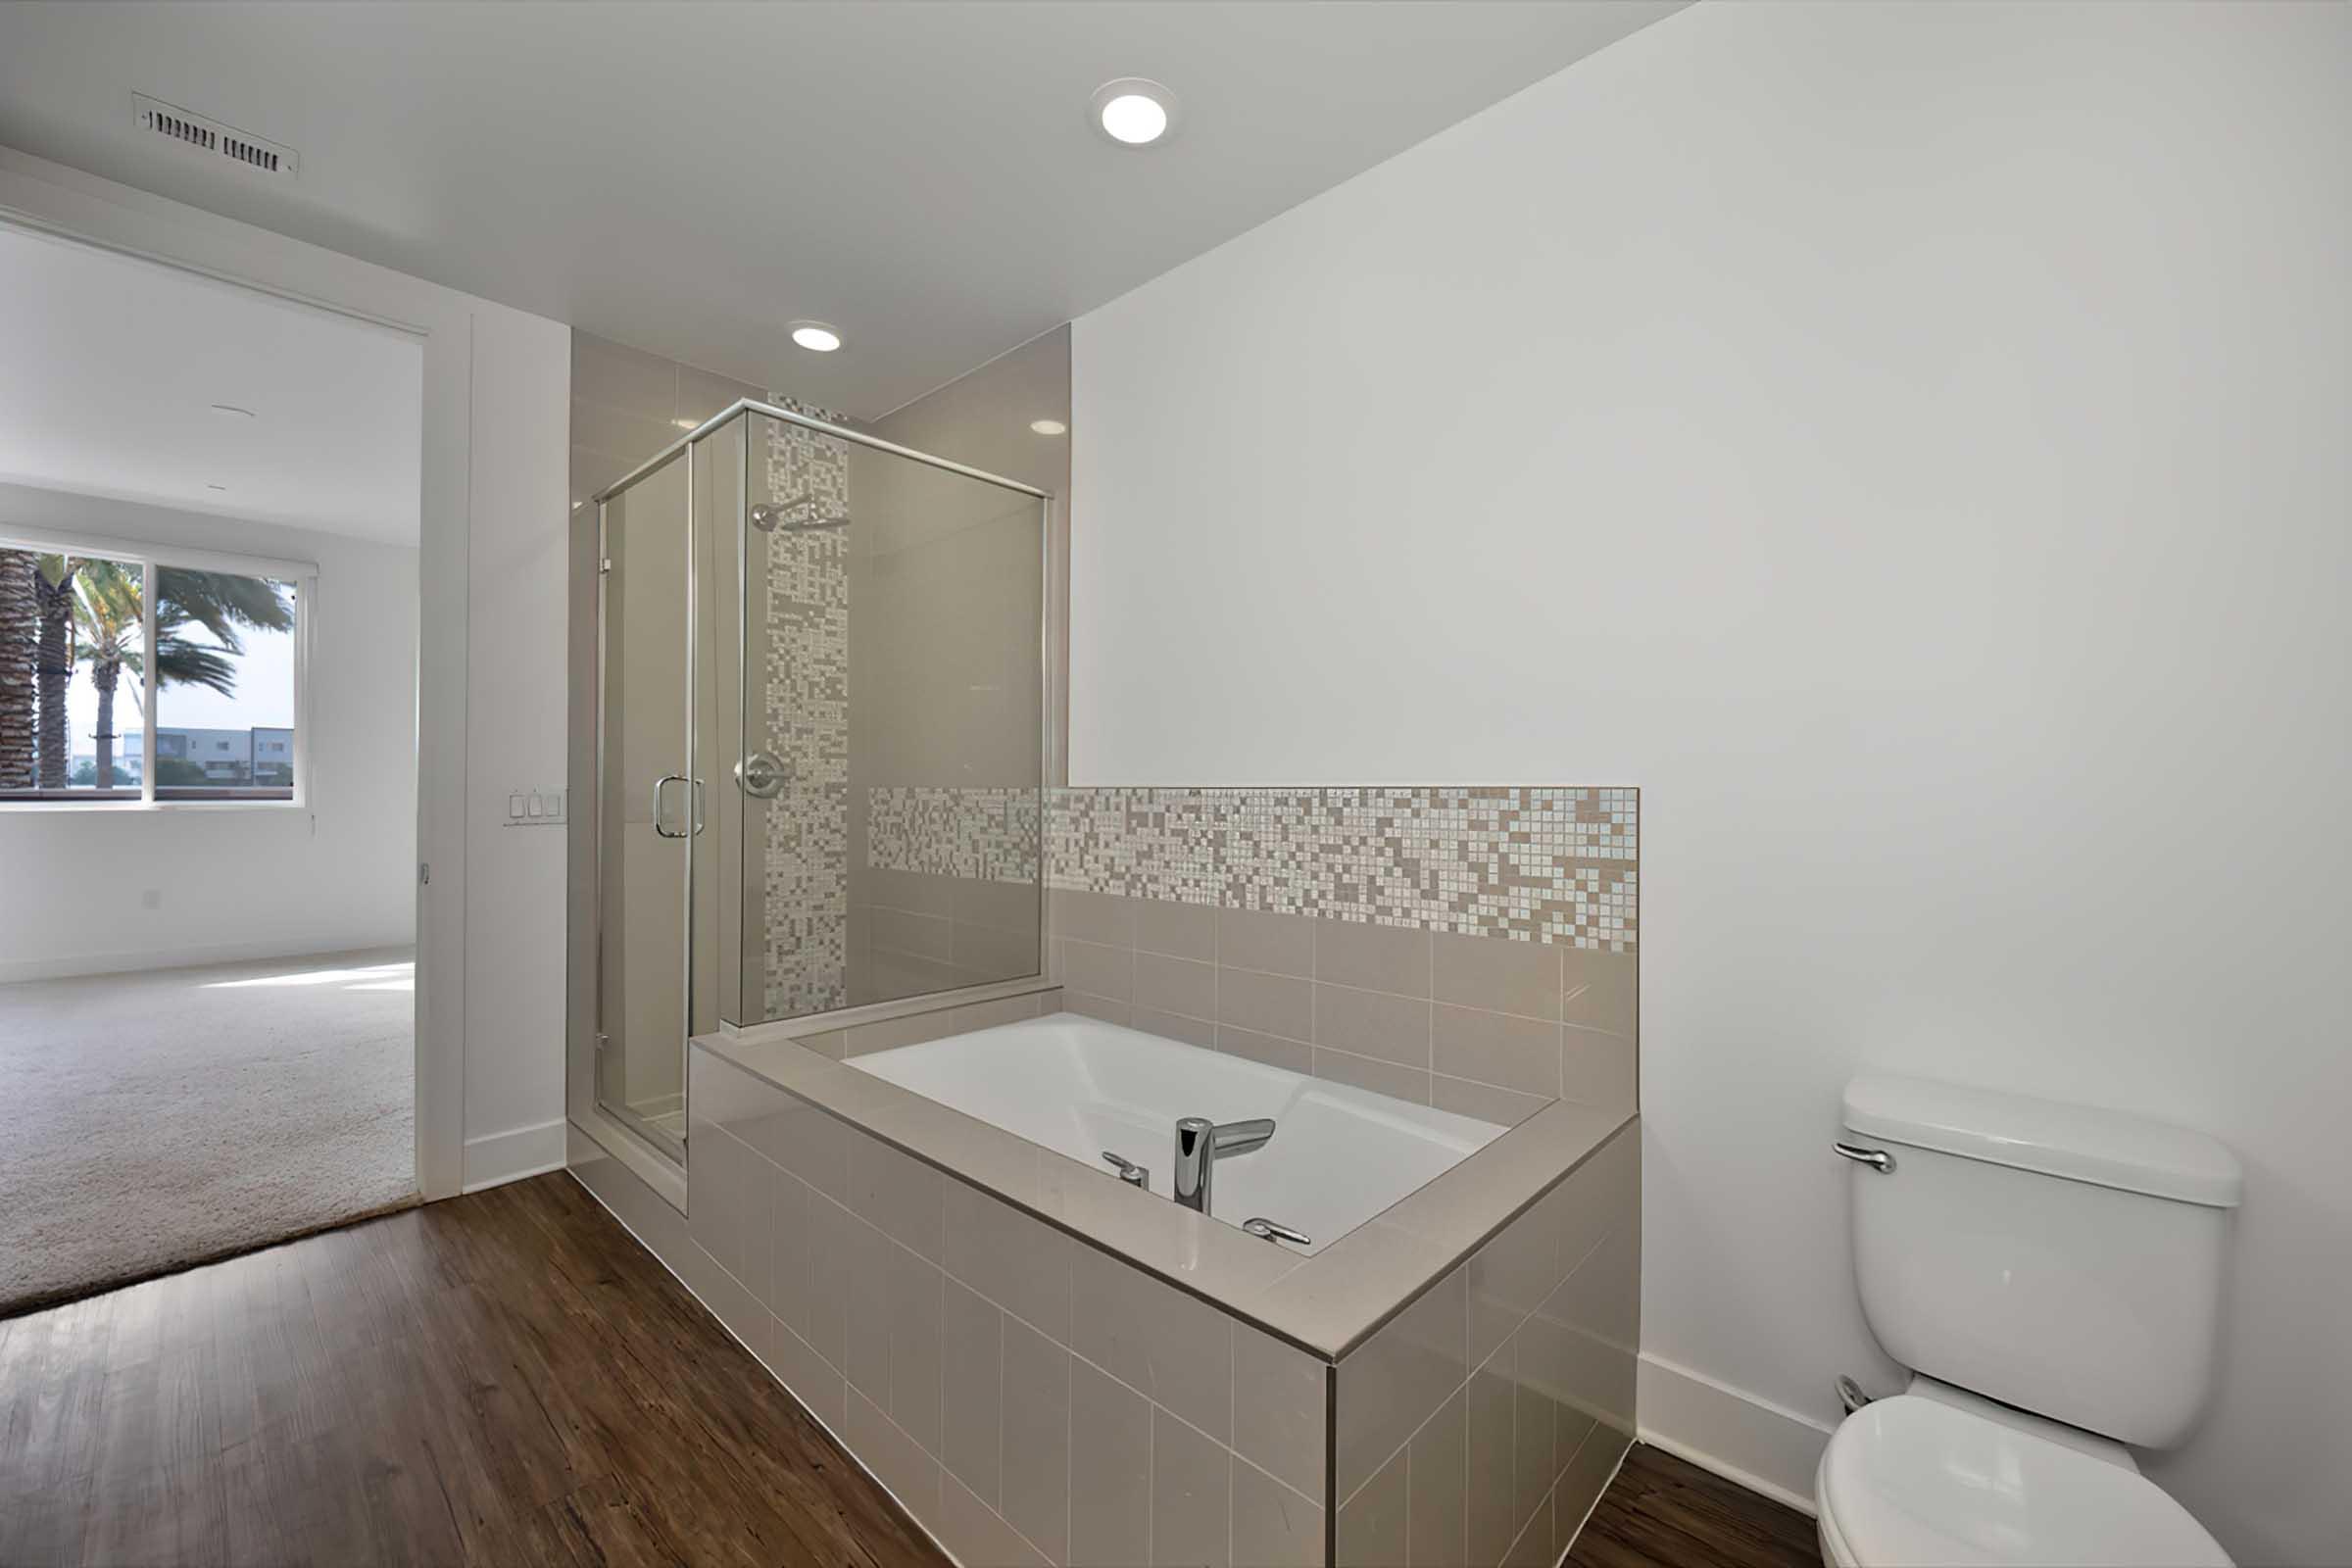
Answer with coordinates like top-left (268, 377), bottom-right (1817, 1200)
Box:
top-left (0, 1), bottom-right (1683, 420)
top-left (0, 223), bottom-right (424, 543)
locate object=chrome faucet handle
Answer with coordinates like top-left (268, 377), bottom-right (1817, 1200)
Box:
top-left (1101, 1152), bottom-right (1150, 1192)
top-left (1243, 1217), bottom-right (1311, 1248)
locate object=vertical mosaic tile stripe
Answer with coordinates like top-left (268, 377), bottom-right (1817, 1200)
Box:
top-left (760, 401), bottom-right (853, 1016)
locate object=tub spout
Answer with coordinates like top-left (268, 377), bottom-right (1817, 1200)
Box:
top-left (1172, 1116), bottom-right (1275, 1215)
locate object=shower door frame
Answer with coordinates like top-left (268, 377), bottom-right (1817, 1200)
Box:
top-left (586, 398), bottom-right (1056, 1172)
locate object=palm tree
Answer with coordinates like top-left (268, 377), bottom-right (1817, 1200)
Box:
top-left (32, 556), bottom-right (82, 788)
top-left (157, 568), bottom-right (295, 660)
top-left (0, 548), bottom-right (34, 789)
top-left (70, 561), bottom-right (143, 790)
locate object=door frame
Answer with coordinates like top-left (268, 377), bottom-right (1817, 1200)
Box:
top-left (0, 145), bottom-right (479, 1198)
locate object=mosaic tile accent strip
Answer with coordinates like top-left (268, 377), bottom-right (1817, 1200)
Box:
top-left (1323, 786), bottom-right (1638, 945)
top-left (760, 401), bottom-right (853, 1016)
top-left (1223, 788), bottom-right (1326, 916)
top-left (1045, 785), bottom-right (1138, 899)
top-left (863, 786), bottom-right (1041, 883)
top-left (1126, 787), bottom-right (1223, 905)
top-left (1048, 786), bottom-right (1639, 951)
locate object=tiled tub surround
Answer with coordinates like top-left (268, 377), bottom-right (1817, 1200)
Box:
top-left (856, 864), bottom-right (1043, 1007)
top-left (842, 782), bottom-right (1635, 1073)
top-left (687, 1044), bottom-right (1331, 1568)
top-left (1042, 787), bottom-right (1638, 1128)
top-left (666, 1012), bottom-right (1637, 1568)
top-left (1331, 1124), bottom-right (1638, 1568)
top-left (1054, 894), bottom-right (1635, 1129)
top-left (858, 788), bottom-right (1043, 1003)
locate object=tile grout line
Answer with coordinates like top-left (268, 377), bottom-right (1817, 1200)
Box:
top-left (1332, 1211), bottom-right (1618, 1522)
top-left (1062, 1337), bottom-right (1323, 1514)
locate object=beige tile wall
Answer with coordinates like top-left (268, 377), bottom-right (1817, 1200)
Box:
top-left (1333, 1123), bottom-right (1640, 1568)
top-left (570, 329), bottom-right (763, 512)
top-left (688, 1046), bottom-right (1331, 1567)
top-left (1052, 890), bottom-right (1637, 1125)
top-left (761, 986), bottom-right (1060, 1062)
top-left (856, 864), bottom-right (1043, 1008)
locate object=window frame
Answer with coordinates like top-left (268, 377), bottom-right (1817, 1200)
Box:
top-left (0, 523), bottom-right (316, 812)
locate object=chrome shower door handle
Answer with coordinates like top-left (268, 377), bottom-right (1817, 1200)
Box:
top-left (1833, 1141), bottom-right (1895, 1174)
top-left (653, 773), bottom-right (690, 838)
top-left (738, 750), bottom-right (786, 800)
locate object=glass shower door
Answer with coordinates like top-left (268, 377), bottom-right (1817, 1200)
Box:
top-left (584, 397), bottom-right (1051, 1164)
top-left (596, 450), bottom-right (693, 1157)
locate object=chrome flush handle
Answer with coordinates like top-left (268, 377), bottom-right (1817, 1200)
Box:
top-left (1833, 1141), bottom-right (1896, 1174)
top-left (1101, 1152), bottom-right (1150, 1192)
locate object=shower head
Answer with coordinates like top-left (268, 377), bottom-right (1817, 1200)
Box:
top-left (749, 494), bottom-right (851, 533)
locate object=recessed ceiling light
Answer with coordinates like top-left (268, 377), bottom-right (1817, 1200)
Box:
top-left (1092, 78), bottom-right (1178, 147)
top-left (210, 403), bottom-right (256, 418)
top-left (790, 320), bottom-right (842, 353)
top-left (1030, 418), bottom-right (1068, 436)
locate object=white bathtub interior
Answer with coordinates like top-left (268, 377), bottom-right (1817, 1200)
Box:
top-left (848, 1010), bottom-right (1505, 1253)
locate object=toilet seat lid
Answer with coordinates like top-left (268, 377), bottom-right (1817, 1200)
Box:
top-left (1819, 1396), bottom-right (2231, 1567)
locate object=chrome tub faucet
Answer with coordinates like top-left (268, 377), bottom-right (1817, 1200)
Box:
top-left (1172, 1116), bottom-right (1275, 1215)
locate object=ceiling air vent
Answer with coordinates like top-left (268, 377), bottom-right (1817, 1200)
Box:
top-left (133, 94), bottom-right (298, 179)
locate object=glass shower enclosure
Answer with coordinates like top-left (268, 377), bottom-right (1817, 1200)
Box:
top-left (589, 403), bottom-right (1049, 1161)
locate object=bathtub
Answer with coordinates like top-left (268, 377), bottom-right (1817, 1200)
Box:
top-left (848, 1009), bottom-right (1505, 1253)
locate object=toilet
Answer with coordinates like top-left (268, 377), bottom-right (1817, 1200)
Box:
top-left (1817, 1075), bottom-right (2242, 1567)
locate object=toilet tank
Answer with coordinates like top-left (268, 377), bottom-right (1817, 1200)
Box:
top-left (1841, 1076), bottom-right (2242, 1448)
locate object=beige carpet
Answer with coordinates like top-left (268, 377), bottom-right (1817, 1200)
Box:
top-left (0, 947), bottom-right (416, 1315)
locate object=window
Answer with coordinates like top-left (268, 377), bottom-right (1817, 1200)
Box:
top-left (152, 568), bottom-right (299, 800)
top-left (0, 536), bottom-right (307, 807)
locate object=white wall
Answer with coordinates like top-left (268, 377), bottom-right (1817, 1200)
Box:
top-left (1069, 5), bottom-right (2351, 1563)
top-left (0, 145), bottom-right (573, 1198)
top-left (459, 306), bottom-right (572, 1188)
top-left (0, 484), bottom-right (417, 977)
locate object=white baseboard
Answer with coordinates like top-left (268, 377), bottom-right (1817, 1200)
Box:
top-left (0, 931), bottom-right (415, 984)
top-left (463, 1117), bottom-right (569, 1192)
top-left (1637, 1352), bottom-right (1835, 1517)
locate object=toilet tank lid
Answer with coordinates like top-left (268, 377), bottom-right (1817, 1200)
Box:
top-left (1843, 1076), bottom-right (2242, 1207)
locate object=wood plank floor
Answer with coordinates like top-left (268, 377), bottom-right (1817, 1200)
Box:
top-left (2, 1171), bottom-right (1819, 1568)
top-left (1568, 1443), bottom-right (1820, 1568)
top-left (0, 1172), bottom-right (945, 1568)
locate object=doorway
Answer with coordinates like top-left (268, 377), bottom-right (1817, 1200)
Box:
top-left (0, 219), bottom-right (425, 1310)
